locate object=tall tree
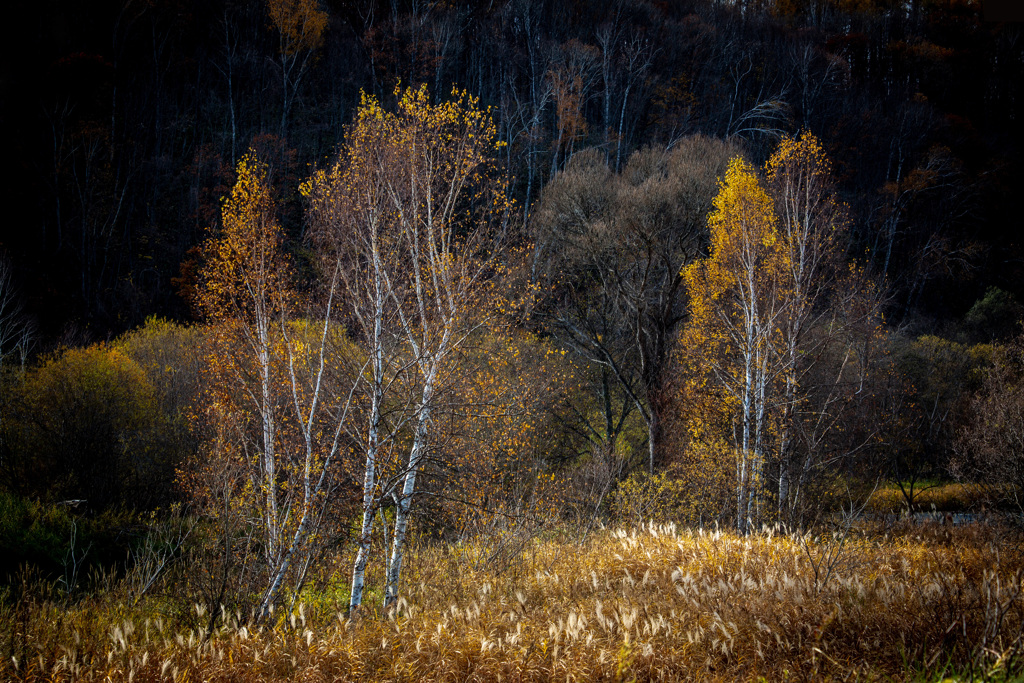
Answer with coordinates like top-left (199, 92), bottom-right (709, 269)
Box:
top-left (306, 85), bottom-right (512, 609)
top-left (765, 131), bottom-right (846, 517)
top-left (380, 85), bottom-right (512, 608)
top-left (683, 157), bottom-right (786, 534)
top-left (196, 152), bottom-right (354, 618)
top-left (267, 0), bottom-right (329, 136)
top-left (304, 91), bottom-right (410, 614)
top-left (532, 137), bottom-right (740, 474)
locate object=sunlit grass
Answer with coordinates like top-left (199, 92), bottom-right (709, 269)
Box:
top-left (867, 480), bottom-right (988, 513)
top-left (2, 521), bottom-right (1021, 681)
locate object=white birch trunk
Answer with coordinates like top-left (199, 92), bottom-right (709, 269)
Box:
top-left (256, 307), bottom-right (278, 564)
top-left (349, 373), bottom-right (380, 611)
top-left (384, 379), bottom-right (434, 607)
top-left (738, 324), bottom-right (753, 535)
top-left (350, 272), bottom-right (386, 612)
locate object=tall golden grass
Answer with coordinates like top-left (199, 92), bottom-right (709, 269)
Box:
top-left (2, 521), bottom-right (1022, 681)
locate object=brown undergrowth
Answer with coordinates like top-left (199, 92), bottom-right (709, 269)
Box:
top-left (2, 522), bottom-right (1023, 681)
top-left (867, 482), bottom-right (988, 514)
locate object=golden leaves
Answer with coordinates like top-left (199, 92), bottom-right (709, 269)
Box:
top-left (267, 0), bottom-right (328, 56)
top-left (684, 156), bottom-right (782, 358)
top-left (765, 129), bottom-right (832, 185)
top-left (196, 151), bottom-right (291, 325)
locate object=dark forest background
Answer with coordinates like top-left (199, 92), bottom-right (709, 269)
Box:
top-left (1, 0), bottom-right (1021, 342)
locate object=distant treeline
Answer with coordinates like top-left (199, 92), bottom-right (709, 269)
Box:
top-left (0, 0), bottom-right (1020, 339)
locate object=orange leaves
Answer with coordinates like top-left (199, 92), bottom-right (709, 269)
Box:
top-left (196, 152), bottom-right (292, 326)
top-left (548, 39), bottom-right (599, 151)
top-left (267, 0), bottom-right (328, 56)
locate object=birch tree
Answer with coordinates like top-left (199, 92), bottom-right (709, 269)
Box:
top-left (382, 85), bottom-right (511, 607)
top-left (197, 152), bottom-right (356, 619)
top-left (765, 131), bottom-right (845, 518)
top-left (683, 157), bottom-right (786, 534)
top-left (306, 85), bottom-right (512, 610)
top-left (267, 0), bottom-right (329, 136)
top-left (303, 93), bottom-right (410, 614)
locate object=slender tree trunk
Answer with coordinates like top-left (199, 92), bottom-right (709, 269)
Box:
top-left (778, 368), bottom-right (796, 519)
top-left (778, 449), bottom-right (791, 519)
top-left (257, 318), bottom-right (278, 562)
top-left (258, 480), bottom-right (319, 618)
top-left (349, 385), bottom-right (380, 612)
top-left (384, 378), bottom-right (434, 607)
top-left (281, 59), bottom-right (290, 138)
top-left (739, 334), bottom-right (753, 534)
top-left (616, 83), bottom-right (631, 173)
top-left (350, 280), bottom-right (386, 612)
top-left (223, 19), bottom-right (237, 165)
top-left (550, 125), bottom-right (563, 179)
top-left (749, 349), bottom-right (767, 530)
top-left (647, 409), bottom-right (658, 474)
top-left (601, 40), bottom-right (612, 157)
top-left (348, 489), bottom-right (375, 611)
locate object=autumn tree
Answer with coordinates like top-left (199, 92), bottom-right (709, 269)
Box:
top-left (196, 151), bottom-right (355, 618)
top-left (304, 91), bottom-right (411, 614)
top-left (776, 270), bottom-right (888, 522)
top-left (420, 330), bottom-right (572, 554)
top-left (305, 85), bottom-right (513, 609)
top-left (0, 343), bottom-right (168, 509)
top-left (683, 157), bottom-right (786, 534)
top-left (197, 154), bottom-right (288, 562)
top-left (548, 39), bottom-right (599, 177)
top-left (267, 0), bottom-right (329, 136)
top-left (765, 131), bottom-right (846, 516)
top-left (954, 337), bottom-right (1024, 515)
top-left (884, 333), bottom-right (992, 508)
top-left (683, 137), bottom-right (884, 528)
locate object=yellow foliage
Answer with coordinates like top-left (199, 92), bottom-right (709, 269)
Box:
top-left (681, 157), bottom-right (785, 529)
top-left (196, 152), bottom-right (292, 325)
top-left (5, 343), bottom-right (167, 506)
top-left (683, 157), bottom-right (782, 362)
top-left (680, 132), bottom-right (858, 528)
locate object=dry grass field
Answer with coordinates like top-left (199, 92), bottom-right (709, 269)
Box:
top-left (3, 521), bottom-right (1023, 682)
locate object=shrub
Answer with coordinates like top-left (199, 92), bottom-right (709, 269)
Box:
top-left (610, 470), bottom-right (690, 526)
top-left (1, 343), bottom-right (173, 510)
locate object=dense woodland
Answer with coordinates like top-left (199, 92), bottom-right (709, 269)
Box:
top-left (2, 0), bottom-right (1024, 679)
top-left (1, 0), bottom-right (1022, 334)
